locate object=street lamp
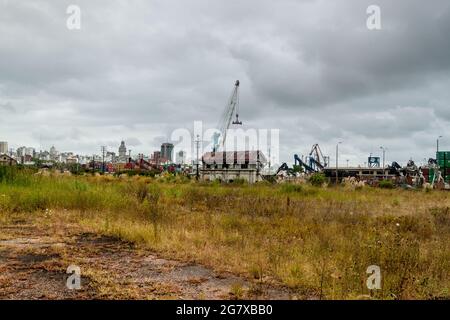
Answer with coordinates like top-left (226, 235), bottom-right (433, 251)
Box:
top-left (195, 135), bottom-right (200, 180)
top-left (336, 141), bottom-right (342, 185)
top-left (437, 136), bottom-right (443, 153)
top-left (101, 146), bottom-right (106, 173)
top-left (380, 146), bottom-right (387, 179)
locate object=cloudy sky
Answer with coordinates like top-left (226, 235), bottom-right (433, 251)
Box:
top-left (1, 0), bottom-right (450, 166)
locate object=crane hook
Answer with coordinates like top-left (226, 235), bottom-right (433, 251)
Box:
top-left (232, 113), bottom-right (242, 125)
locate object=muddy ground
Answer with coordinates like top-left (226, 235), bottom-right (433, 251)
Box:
top-left (0, 218), bottom-right (296, 300)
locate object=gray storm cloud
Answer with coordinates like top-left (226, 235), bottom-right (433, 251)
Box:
top-left (0, 0), bottom-right (449, 165)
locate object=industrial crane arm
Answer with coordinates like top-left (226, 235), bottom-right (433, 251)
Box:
top-left (213, 80), bottom-right (242, 152)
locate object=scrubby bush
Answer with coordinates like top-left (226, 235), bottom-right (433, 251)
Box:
top-left (135, 182), bottom-right (149, 203)
top-left (309, 173), bottom-right (326, 187)
top-left (280, 183), bottom-right (303, 193)
top-left (231, 178), bottom-right (247, 185)
top-left (430, 207), bottom-right (450, 227)
top-left (379, 180), bottom-right (394, 189)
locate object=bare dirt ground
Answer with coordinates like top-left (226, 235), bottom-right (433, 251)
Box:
top-left (0, 218), bottom-right (295, 300)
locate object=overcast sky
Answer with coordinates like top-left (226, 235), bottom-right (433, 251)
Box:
top-left (1, 0), bottom-right (450, 166)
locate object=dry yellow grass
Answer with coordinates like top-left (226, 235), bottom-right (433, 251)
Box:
top-left (1, 170), bottom-right (450, 299)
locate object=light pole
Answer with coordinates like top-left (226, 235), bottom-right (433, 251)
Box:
top-left (380, 146), bottom-right (387, 179)
top-left (336, 141), bottom-right (342, 185)
top-left (101, 146), bottom-right (106, 173)
top-left (195, 135), bottom-right (200, 180)
top-left (437, 136), bottom-right (443, 154)
top-left (346, 159), bottom-right (349, 168)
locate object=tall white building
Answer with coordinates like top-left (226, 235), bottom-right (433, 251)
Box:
top-left (118, 141), bottom-right (127, 163)
top-left (0, 141), bottom-right (8, 154)
top-left (16, 146), bottom-right (26, 157)
top-left (50, 146), bottom-right (58, 160)
top-left (25, 147), bottom-right (35, 157)
top-left (176, 150), bottom-right (186, 165)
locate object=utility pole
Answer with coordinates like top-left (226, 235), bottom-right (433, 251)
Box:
top-left (101, 146), bottom-right (106, 174)
top-left (437, 136), bottom-right (443, 154)
top-left (195, 135), bottom-right (200, 180)
top-left (380, 146), bottom-right (387, 179)
top-left (336, 142), bottom-right (342, 185)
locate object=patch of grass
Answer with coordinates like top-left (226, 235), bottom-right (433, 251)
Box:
top-left (380, 180), bottom-right (395, 189)
top-left (230, 283), bottom-right (245, 299)
top-left (280, 183), bottom-right (303, 194)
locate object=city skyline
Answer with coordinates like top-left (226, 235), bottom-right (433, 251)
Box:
top-left (0, 139), bottom-right (177, 161)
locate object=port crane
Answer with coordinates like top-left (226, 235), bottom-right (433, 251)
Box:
top-left (292, 144), bottom-right (328, 173)
top-left (307, 144), bottom-right (328, 171)
top-left (212, 80), bottom-right (242, 152)
top-left (275, 144), bottom-right (329, 176)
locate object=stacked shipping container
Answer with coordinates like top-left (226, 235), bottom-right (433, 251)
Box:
top-left (437, 151), bottom-right (450, 183)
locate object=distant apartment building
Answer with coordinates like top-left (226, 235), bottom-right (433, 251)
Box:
top-left (176, 150), bottom-right (186, 165)
top-left (16, 146), bottom-right (26, 158)
top-left (25, 147), bottom-right (35, 158)
top-left (0, 141), bottom-right (8, 154)
top-left (106, 151), bottom-right (116, 163)
top-left (150, 151), bottom-right (162, 165)
top-left (15, 146), bottom-right (35, 164)
top-left (66, 156), bottom-right (79, 164)
top-left (39, 151), bottom-right (50, 161)
top-left (161, 143), bottom-right (174, 162)
top-left (50, 146), bottom-right (58, 160)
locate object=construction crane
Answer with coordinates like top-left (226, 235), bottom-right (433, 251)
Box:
top-left (277, 147), bottom-right (327, 177)
top-left (308, 144), bottom-right (328, 170)
top-left (212, 80), bottom-right (242, 152)
top-left (294, 154), bottom-right (315, 173)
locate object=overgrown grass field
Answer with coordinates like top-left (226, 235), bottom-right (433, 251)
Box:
top-left (1, 167), bottom-right (449, 299)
